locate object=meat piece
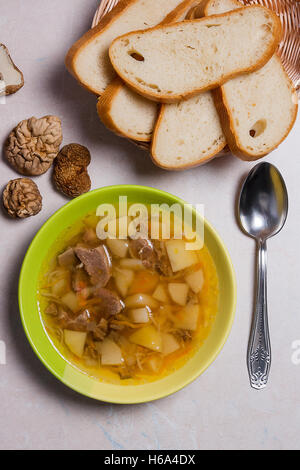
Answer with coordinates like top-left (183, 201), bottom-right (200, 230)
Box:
top-left (56, 308), bottom-right (73, 329)
top-left (45, 302), bottom-right (58, 316)
top-left (56, 308), bottom-right (97, 332)
top-left (129, 238), bottom-right (157, 270)
top-left (71, 309), bottom-right (93, 331)
top-left (93, 318), bottom-right (108, 340)
top-left (129, 238), bottom-right (173, 276)
top-left (55, 307), bottom-right (88, 331)
top-left (110, 323), bottom-right (125, 331)
top-left (94, 287), bottom-right (125, 317)
top-left (58, 247), bottom-right (76, 267)
top-left (153, 240), bottom-right (173, 277)
top-left (75, 245), bottom-right (112, 286)
top-left (175, 329), bottom-right (192, 342)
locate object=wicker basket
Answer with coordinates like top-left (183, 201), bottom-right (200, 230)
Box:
top-left (92, 0), bottom-right (299, 151)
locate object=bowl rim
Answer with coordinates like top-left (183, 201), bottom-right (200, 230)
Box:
top-left (19, 184), bottom-right (237, 404)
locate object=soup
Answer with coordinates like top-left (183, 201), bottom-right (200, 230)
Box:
top-left (38, 210), bottom-right (219, 385)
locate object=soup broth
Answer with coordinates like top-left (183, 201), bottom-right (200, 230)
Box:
top-left (38, 209), bottom-right (219, 385)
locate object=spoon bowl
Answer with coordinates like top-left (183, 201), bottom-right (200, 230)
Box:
top-left (239, 162), bottom-right (288, 242)
top-left (238, 162), bottom-right (288, 389)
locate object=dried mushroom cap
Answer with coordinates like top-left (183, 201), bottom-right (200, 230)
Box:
top-left (5, 115), bottom-right (63, 176)
top-left (55, 143), bottom-right (91, 167)
top-left (53, 143), bottom-right (91, 198)
top-left (0, 44), bottom-right (24, 96)
top-left (3, 178), bottom-right (42, 218)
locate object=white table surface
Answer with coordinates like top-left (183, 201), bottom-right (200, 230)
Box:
top-left (0, 0), bottom-right (299, 451)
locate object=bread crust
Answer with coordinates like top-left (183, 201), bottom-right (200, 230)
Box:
top-left (97, 77), bottom-right (158, 142)
top-left (203, 0), bottom-right (298, 160)
top-left (203, 0), bottom-right (239, 16)
top-left (151, 0), bottom-right (227, 169)
top-left (65, 0), bottom-right (199, 96)
top-left (213, 54), bottom-right (298, 161)
top-left (97, 0), bottom-right (200, 141)
top-left (186, 0), bottom-right (211, 19)
top-left (151, 103), bottom-right (227, 170)
top-left (109, 6), bottom-right (282, 103)
top-left (160, 0), bottom-right (202, 25)
top-left (65, 0), bottom-right (138, 95)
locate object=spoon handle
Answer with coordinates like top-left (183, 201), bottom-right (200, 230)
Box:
top-left (247, 239), bottom-right (271, 389)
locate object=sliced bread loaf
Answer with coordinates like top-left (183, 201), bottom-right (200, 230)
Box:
top-left (109, 6), bottom-right (282, 103)
top-left (151, 92), bottom-right (226, 169)
top-left (97, 77), bottom-right (158, 141)
top-left (97, 0), bottom-right (200, 141)
top-left (150, 0), bottom-right (226, 169)
top-left (205, 0), bottom-right (298, 160)
top-left (65, 0), bottom-right (196, 95)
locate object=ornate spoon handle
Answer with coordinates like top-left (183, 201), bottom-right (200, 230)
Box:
top-left (247, 239), bottom-right (271, 389)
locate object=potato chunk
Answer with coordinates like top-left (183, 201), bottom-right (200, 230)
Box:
top-left (185, 268), bottom-right (204, 293)
top-left (168, 283), bottom-right (189, 306)
top-left (52, 277), bottom-right (69, 297)
top-left (130, 326), bottom-right (162, 352)
top-left (174, 303), bottom-right (199, 331)
top-left (119, 258), bottom-right (145, 270)
top-left (114, 268), bottom-right (134, 297)
top-left (61, 291), bottom-right (79, 313)
top-left (165, 240), bottom-right (198, 272)
top-left (106, 238), bottom-right (129, 258)
top-left (162, 333), bottom-right (180, 355)
top-left (146, 356), bottom-right (163, 373)
top-left (99, 338), bottom-right (124, 366)
top-left (129, 307), bottom-right (150, 323)
top-left (153, 284), bottom-right (169, 303)
top-left (64, 330), bottom-right (87, 357)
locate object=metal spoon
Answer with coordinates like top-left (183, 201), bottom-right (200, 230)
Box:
top-left (238, 162), bottom-right (288, 389)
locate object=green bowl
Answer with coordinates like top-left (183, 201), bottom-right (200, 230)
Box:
top-left (19, 185), bottom-right (236, 403)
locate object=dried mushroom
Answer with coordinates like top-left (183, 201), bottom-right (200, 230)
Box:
top-left (5, 115), bottom-right (63, 176)
top-left (0, 44), bottom-right (24, 96)
top-left (53, 143), bottom-right (91, 198)
top-left (3, 178), bottom-right (42, 218)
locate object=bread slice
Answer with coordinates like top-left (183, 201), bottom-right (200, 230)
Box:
top-left (97, 0), bottom-right (199, 141)
top-left (151, 0), bottom-right (226, 169)
top-left (109, 6), bottom-right (282, 103)
top-left (97, 77), bottom-right (158, 141)
top-left (65, 0), bottom-right (197, 95)
top-left (151, 92), bottom-right (226, 169)
top-left (205, 0), bottom-right (298, 160)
